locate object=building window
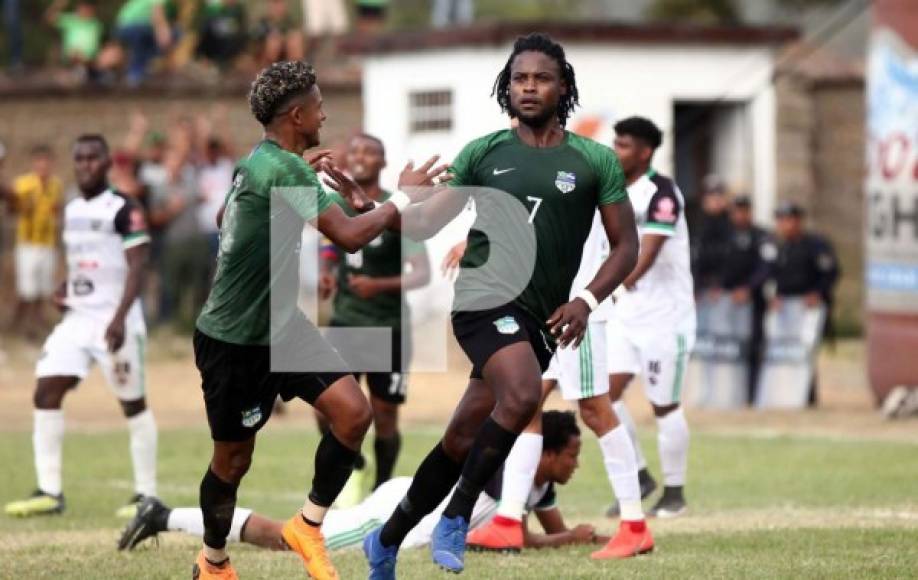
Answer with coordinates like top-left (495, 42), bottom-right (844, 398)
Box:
top-left (409, 90), bottom-right (453, 133)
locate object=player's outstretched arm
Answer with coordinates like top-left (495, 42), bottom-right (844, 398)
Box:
top-left (316, 202), bottom-right (400, 253)
top-left (522, 509), bottom-right (600, 549)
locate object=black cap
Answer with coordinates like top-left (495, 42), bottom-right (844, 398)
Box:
top-left (733, 195), bottom-right (752, 208)
top-left (774, 200), bottom-right (805, 218)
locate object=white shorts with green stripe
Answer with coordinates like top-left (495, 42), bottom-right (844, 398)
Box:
top-left (606, 315), bottom-right (695, 406)
top-left (36, 309), bottom-right (147, 401)
top-left (543, 321), bottom-right (609, 401)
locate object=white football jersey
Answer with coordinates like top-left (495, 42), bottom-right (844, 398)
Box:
top-left (613, 170), bottom-right (695, 328)
top-left (62, 189), bottom-right (149, 324)
top-left (568, 211), bottom-right (613, 321)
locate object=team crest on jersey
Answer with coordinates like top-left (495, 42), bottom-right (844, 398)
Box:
top-left (90, 219), bottom-right (103, 231)
top-left (555, 171), bottom-right (576, 194)
top-left (241, 405), bottom-right (263, 428)
top-left (493, 316), bottom-right (520, 335)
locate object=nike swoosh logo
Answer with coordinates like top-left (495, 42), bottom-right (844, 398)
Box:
top-left (492, 168), bottom-right (516, 176)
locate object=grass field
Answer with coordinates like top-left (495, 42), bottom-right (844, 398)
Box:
top-left (2, 424), bottom-right (917, 579)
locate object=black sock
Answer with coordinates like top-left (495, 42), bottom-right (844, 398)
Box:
top-left (373, 432), bottom-right (401, 489)
top-left (379, 442), bottom-right (462, 548)
top-left (200, 467), bottom-right (239, 550)
top-left (308, 431), bottom-right (359, 509)
top-left (662, 485), bottom-right (684, 501)
top-left (443, 417), bottom-right (517, 521)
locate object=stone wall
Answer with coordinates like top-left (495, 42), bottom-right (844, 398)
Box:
top-left (774, 75), bottom-right (865, 333)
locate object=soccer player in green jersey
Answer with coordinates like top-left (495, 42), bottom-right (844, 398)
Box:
top-left (318, 132), bottom-right (431, 500)
top-left (363, 34), bottom-right (640, 577)
top-left (190, 61), bottom-right (446, 580)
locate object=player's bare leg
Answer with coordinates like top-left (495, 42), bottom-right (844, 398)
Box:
top-left (281, 375), bottom-right (371, 580)
top-left (5, 376), bottom-right (78, 517)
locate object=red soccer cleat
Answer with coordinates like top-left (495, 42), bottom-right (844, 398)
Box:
top-left (466, 516), bottom-right (524, 553)
top-left (590, 520), bottom-right (654, 560)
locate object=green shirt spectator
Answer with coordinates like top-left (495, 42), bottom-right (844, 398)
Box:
top-left (117, 0), bottom-right (166, 27)
top-left (56, 12), bottom-right (103, 60)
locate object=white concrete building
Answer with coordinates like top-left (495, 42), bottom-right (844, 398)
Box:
top-left (350, 22), bottom-right (797, 224)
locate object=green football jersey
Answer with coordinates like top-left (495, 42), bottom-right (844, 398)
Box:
top-left (327, 190), bottom-right (426, 330)
top-left (197, 140), bottom-right (333, 345)
top-left (450, 129), bottom-right (627, 332)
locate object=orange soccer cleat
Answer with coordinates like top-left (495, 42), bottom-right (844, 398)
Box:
top-left (281, 513), bottom-right (340, 580)
top-left (466, 515), bottom-right (524, 553)
top-left (192, 551), bottom-right (239, 580)
top-left (590, 520), bottom-right (654, 560)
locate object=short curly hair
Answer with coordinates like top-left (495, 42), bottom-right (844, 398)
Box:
top-left (248, 61), bottom-right (318, 126)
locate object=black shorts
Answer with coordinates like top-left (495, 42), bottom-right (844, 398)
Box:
top-left (193, 329), bottom-right (349, 442)
top-left (452, 303), bottom-right (555, 380)
top-left (328, 322), bottom-right (411, 405)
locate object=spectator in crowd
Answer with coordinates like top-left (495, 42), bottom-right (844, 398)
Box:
top-left (0, 140), bottom-right (11, 206)
top-left (691, 174), bottom-right (732, 297)
top-left (431, 0), bottom-right (474, 28)
top-left (114, 0), bottom-right (176, 86)
top-left (195, 136), bottom-right (234, 266)
top-left (3, 0), bottom-right (23, 72)
top-left (301, 0), bottom-right (347, 57)
top-left (9, 146), bottom-right (63, 339)
top-left (109, 149), bottom-right (149, 204)
top-left (44, 0), bottom-right (106, 83)
top-left (770, 201), bottom-right (840, 406)
top-left (253, 0), bottom-right (304, 66)
top-left (719, 195), bottom-right (774, 403)
top-left (356, 0), bottom-right (388, 35)
top-left (196, 0), bottom-right (248, 71)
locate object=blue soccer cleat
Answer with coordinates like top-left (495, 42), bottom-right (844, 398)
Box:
top-left (363, 527), bottom-right (398, 580)
top-left (430, 514), bottom-right (469, 574)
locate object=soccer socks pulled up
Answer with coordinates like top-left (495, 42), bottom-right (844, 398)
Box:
top-left (495, 432), bottom-right (542, 522)
top-left (33, 409), bottom-right (64, 496)
top-left (612, 400), bottom-right (647, 470)
top-left (656, 407), bottom-right (689, 487)
top-left (373, 432), bottom-right (401, 490)
top-left (305, 430), bottom-right (359, 523)
top-left (598, 425), bottom-right (643, 521)
top-left (169, 507), bottom-right (252, 542)
top-left (200, 466), bottom-right (240, 555)
top-left (443, 417), bottom-right (518, 522)
top-left (379, 442), bottom-right (462, 548)
top-left (127, 409), bottom-right (158, 497)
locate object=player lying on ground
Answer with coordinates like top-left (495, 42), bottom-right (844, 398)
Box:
top-left (606, 116), bottom-right (696, 518)
top-left (461, 193), bottom-right (655, 557)
top-left (189, 61), bottom-right (447, 580)
top-left (5, 135), bottom-right (158, 520)
top-left (119, 411), bottom-right (604, 553)
top-left (363, 33), bottom-right (640, 579)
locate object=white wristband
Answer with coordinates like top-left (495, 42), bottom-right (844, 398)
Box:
top-left (385, 191), bottom-right (411, 213)
top-left (576, 289), bottom-right (599, 312)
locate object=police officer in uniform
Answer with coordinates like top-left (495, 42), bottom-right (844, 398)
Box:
top-left (719, 195), bottom-right (773, 404)
top-left (770, 201), bottom-right (840, 406)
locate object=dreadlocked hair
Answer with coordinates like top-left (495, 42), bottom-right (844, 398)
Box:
top-left (249, 61), bottom-right (318, 126)
top-left (491, 33), bottom-right (580, 127)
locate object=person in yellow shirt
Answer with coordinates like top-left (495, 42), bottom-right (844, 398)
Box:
top-left (11, 145), bottom-right (63, 338)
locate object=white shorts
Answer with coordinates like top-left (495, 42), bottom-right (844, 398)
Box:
top-left (36, 311), bottom-right (147, 401)
top-left (543, 321), bottom-right (608, 400)
top-left (16, 244), bottom-right (55, 300)
top-left (607, 316), bottom-right (695, 406)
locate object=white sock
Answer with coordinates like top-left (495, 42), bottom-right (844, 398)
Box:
top-left (612, 400), bottom-right (646, 470)
top-left (127, 409), bottom-right (158, 497)
top-left (34, 409), bottom-right (65, 496)
top-left (496, 433), bottom-right (542, 522)
top-left (598, 425), bottom-right (643, 521)
top-left (169, 507), bottom-right (252, 542)
top-left (656, 407), bottom-right (689, 487)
